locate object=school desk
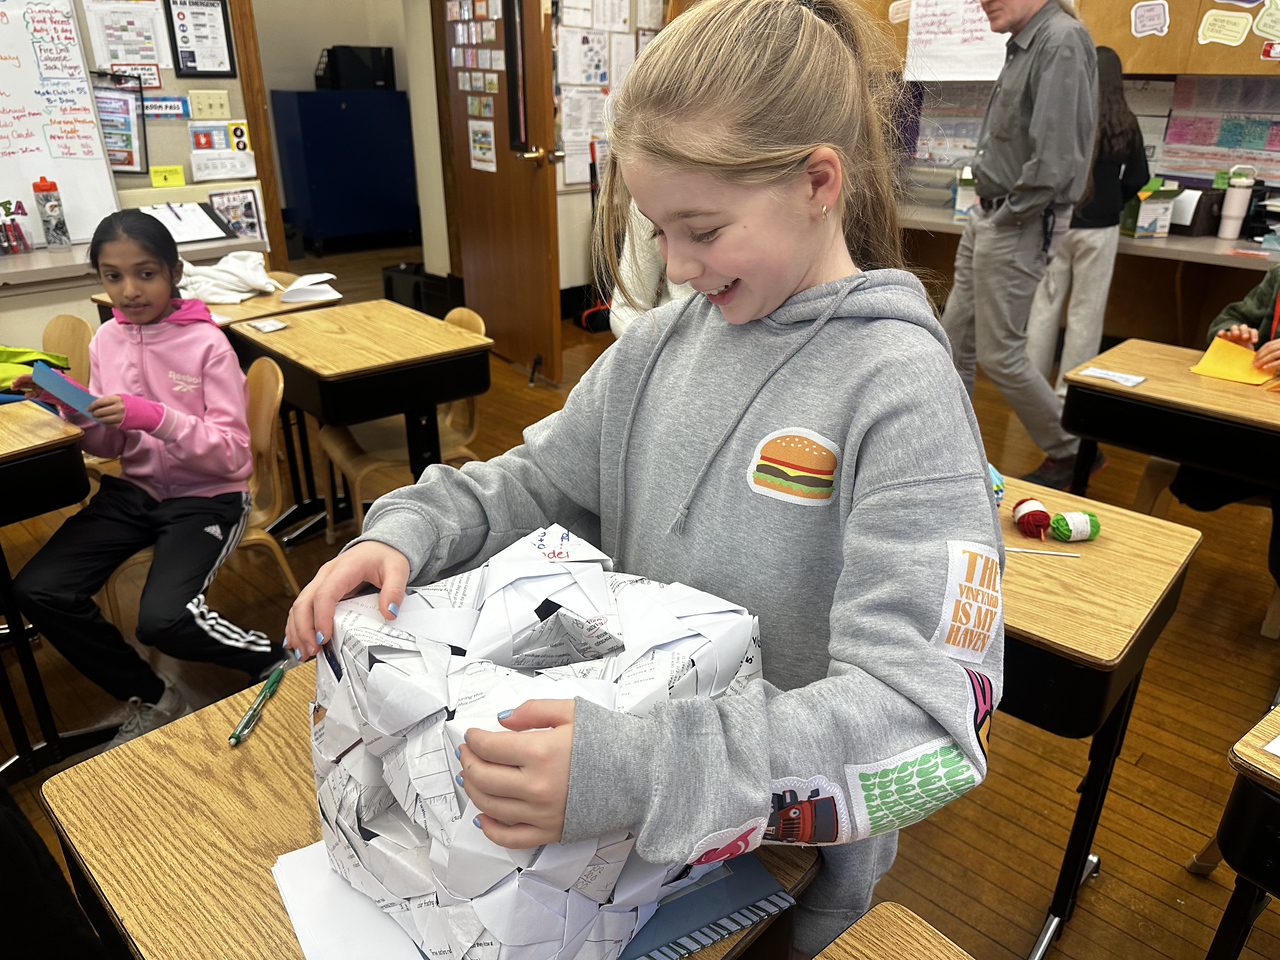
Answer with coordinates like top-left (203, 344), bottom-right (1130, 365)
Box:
top-left (1060, 339), bottom-right (1280, 497)
top-left (817, 902), bottom-right (974, 960)
top-left (998, 477), bottom-right (1201, 960)
top-left (1194, 705), bottom-right (1280, 959)
top-left (89, 272), bottom-right (330, 326)
top-left (227, 299), bottom-right (493, 546)
top-left (41, 661), bottom-right (818, 960)
top-left (0, 402), bottom-right (113, 783)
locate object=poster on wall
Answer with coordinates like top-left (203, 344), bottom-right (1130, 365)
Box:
top-left (164, 0), bottom-right (236, 77)
top-left (207, 185), bottom-right (263, 240)
top-left (91, 71), bottom-right (147, 172)
top-left (469, 119), bottom-right (497, 172)
top-left (83, 0), bottom-right (173, 70)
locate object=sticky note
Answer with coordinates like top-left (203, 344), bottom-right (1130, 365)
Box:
top-left (150, 164), bottom-right (186, 187)
top-left (1197, 9), bottom-right (1253, 47)
top-left (1189, 337), bottom-right (1274, 385)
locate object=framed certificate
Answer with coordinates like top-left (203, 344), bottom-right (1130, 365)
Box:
top-left (164, 0), bottom-right (237, 78)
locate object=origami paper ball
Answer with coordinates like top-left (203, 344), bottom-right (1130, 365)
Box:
top-left (313, 526), bottom-right (763, 960)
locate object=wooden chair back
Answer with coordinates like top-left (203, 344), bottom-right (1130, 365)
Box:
top-left (42, 314), bottom-right (94, 386)
top-left (244, 356), bottom-right (285, 530)
top-left (441, 308), bottom-right (486, 444)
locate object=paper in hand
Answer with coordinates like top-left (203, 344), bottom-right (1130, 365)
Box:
top-left (1189, 337), bottom-right (1274, 385)
top-left (32, 361), bottom-right (100, 421)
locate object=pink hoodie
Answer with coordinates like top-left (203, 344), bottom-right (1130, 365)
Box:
top-left (65, 299), bottom-right (252, 502)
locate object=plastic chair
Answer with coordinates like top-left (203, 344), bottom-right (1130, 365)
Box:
top-left (319, 307), bottom-right (486, 543)
top-left (104, 357), bottom-right (300, 625)
top-left (1134, 456), bottom-right (1280, 639)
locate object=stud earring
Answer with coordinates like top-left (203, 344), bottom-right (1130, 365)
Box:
top-left (821, 205), bottom-right (829, 221)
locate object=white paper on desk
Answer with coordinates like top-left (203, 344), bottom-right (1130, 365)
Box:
top-left (274, 842), bottom-right (423, 960)
top-left (282, 273), bottom-right (342, 303)
top-left (1076, 366), bottom-right (1146, 388)
top-left (1171, 189), bottom-right (1202, 227)
top-left (138, 203), bottom-right (227, 243)
top-left (1266, 734), bottom-right (1280, 759)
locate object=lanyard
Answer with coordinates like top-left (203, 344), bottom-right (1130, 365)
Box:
top-left (1272, 285), bottom-right (1280, 343)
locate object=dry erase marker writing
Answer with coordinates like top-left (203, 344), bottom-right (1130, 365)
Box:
top-left (228, 663), bottom-right (285, 746)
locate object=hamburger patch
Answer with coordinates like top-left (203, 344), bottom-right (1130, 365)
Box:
top-left (749, 429), bottom-right (839, 505)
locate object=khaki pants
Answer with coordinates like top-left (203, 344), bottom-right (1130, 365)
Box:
top-left (940, 202), bottom-right (1079, 461)
top-left (1025, 225), bottom-right (1121, 398)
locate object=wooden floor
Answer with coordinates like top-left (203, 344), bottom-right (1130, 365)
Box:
top-left (4, 248), bottom-right (1279, 959)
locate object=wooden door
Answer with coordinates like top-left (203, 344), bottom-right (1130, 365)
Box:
top-left (432, 0), bottom-right (562, 384)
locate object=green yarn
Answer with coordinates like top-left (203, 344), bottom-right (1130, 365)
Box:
top-left (1050, 510), bottom-right (1100, 542)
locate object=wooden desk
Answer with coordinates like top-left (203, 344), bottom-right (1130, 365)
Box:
top-left (90, 272), bottom-right (329, 326)
top-left (0, 402), bottom-right (108, 782)
top-left (43, 662), bottom-right (817, 960)
top-left (998, 477), bottom-right (1201, 959)
top-left (1061, 339), bottom-right (1280, 496)
top-left (228, 300), bottom-right (493, 545)
top-left (819, 902), bottom-right (973, 960)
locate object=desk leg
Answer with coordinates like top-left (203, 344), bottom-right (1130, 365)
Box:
top-left (1069, 438), bottom-right (1098, 497)
top-left (1027, 671), bottom-right (1141, 960)
top-left (1206, 876), bottom-right (1271, 960)
top-left (58, 834), bottom-right (135, 960)
top-left (404, 407), bottom-right (442, 480)
top-left (0, 554), bottom-right (61, 767)
top-left (269, 405), bottom-right (340, 547)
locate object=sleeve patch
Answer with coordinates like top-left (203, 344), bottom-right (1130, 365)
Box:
top-left (762, 775), bottom-right (851, 846)
top-left (931, 540), bottom-right (1002, 664)
top-left (686, 817), bottom-right (768, 865)
top-left (845, 738), bottom-right (980, 840)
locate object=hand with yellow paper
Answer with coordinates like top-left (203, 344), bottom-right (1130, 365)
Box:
top-left (1215, 323), bottom-right (1259, 348)
top-left (1189, 336), bottom-right (1276, 385)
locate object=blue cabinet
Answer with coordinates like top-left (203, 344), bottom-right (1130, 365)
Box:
top-left (270, 90), bottom-right (418, 245)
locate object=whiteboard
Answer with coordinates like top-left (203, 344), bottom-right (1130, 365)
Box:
top-left (904, 0), bottom-right (1008, 83)
top-left (0, 1), bottom-right (120, 246)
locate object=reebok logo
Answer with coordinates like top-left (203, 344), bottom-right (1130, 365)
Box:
top-left (169, 370), bottom-right (201, 392)
top-left (203, 525), bottom-right (223, 540)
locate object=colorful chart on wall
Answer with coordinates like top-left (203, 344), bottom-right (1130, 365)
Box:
top-left (0, 2), bottom-right (121, 246)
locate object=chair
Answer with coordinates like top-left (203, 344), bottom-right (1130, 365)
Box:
top-left (42, 314), bottom-right (121, 491)
top-left (319, 307), bottom-right (486, 543)
top-left (104, 357), bottom-right (300, 625)
top-left (1134, 456), bottom-right (1280, 639)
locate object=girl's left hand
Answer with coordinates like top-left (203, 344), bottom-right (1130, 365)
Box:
top-left (460, 699), bottom-right (575, 849)
top-left (87, 394), bottom-right (125, 427)
top-left (1255, 338), bottom-right (1280, 372)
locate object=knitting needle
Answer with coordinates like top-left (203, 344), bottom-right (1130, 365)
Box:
top-left (1007, 547), bottom-right (1080, 557)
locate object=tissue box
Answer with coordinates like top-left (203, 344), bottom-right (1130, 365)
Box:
top-left (1120, 185), bottom-right (1183, 239)
top-left (313, 525), bottom-right (763, 960)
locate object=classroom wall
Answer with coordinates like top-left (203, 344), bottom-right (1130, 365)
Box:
top-left (402, 0), bottom-right (452, 278)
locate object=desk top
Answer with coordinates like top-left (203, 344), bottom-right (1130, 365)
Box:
top-left (818, 902), bottom-right (973, 960)
top-left (898, 202), bottom-right (1278, 272)
top-left (1064, 339), bottom-right (1280, 432)
top-left (0, 401), bottom-right (82, 465)
top-left (228, 299), bottom-right (494, 380)
top-left (1000, 477), bottom-right (1201, 669)
top-left (1230, 706), bottom-right (1280, 794)
top-left (91, 272), bottom-right (328, 326)
top-left (42, 662), bottom-right (816, 960)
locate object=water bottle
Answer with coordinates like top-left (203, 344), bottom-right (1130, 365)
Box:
top-left (1217, 164), bottom-right (1256, 241)
top-left (32, 177), bottom-right (72, 250)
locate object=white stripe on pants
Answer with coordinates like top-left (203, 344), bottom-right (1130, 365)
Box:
top-left (1025, 225), bottom-right (1120, 398)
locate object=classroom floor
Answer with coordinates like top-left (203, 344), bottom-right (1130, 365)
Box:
top-left (3, 249), bottom-right (1278, 959)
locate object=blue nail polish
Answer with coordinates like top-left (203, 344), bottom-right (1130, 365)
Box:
top-left (388, 602), bottom-right (399, 618)
top-left (292, 648), bottom-right (303, 661)
top-left (497, 709), bottom-right (513, 719)
top-left (473, 816), bottom-right (481, 828)
top-left (315, 630), bottom-right (324, 644)
top-left (455, 774), bottom-right (463, 785)
top-left (454, 746), bottom-right (461, 759)
top-left (280, 637), bottom-right (288, 647)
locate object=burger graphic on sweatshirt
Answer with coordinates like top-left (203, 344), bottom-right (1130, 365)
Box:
top-left (749, 429), bottom-right (838, 504)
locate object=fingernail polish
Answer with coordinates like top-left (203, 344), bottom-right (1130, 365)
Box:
top-left (388, 602), bottom-right (399, 618)
top-left (280, 638), bottom-right (288, 647)
top-left (315, 630), bottom-right (324, 644)
top-left (454, 746), bottom-right (461, 759)
top-left (455, 774), bottom-right (463, 786)
top-left (497, 709), bottom-right (513, 719)
top-left (473, 816), bottom-right (481, 828)
top-left (292, 648), bottom-right (302, 661)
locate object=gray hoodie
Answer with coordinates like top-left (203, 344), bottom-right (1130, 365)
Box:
top-left (356, 271), bottom-right (1003, 876)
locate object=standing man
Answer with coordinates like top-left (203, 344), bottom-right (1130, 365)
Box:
top-left (940, 0), bottom-right (1098, 489)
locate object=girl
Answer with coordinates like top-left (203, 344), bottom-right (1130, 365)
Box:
top-left (287, 0), bottom-right (1003, 953)
top-left (14, 210), bottom-right (286, 749)
top-left (1025, 45), bottom-right (1148, 397)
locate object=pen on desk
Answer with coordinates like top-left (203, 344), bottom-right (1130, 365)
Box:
top-left (228, 663), bottom-right (286, 746)
top-left (166, 201), bottom-right (182, 220)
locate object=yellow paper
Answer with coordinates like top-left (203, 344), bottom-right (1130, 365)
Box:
top-left (1189, 337), bottom-right (1274, 385)
top-left (1197, 9), bottom-right (1252, 46)
top-left (149, 165), bottom-right (186, 187)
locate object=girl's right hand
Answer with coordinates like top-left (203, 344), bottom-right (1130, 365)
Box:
top-left (1217, 324), bottom-right (1259, 347)
top-left (284, 540), bottom-right (410, 660)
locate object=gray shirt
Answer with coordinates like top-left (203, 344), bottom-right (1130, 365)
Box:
top-left (973, 1), bottom-right (1097, 216)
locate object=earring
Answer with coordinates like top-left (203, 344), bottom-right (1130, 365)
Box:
top-left (821, 205), bottom-right (829, 221)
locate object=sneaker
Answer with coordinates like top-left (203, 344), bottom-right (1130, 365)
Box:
top-left (1019, 447), bottom-right (1108, 490)
top-left (105, 684), bottom-right (192, 750)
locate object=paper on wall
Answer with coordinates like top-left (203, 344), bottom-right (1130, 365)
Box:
top-left (558, 28), bottom-right (609, 85)
top-left (83, 0), bottom-right (172, 69)
top-left (904, 0), bottom-right (1006, 82)
top-left (190, 149), bottom-right (256, 182)
top-left (636, 0), bottom-right (663, 31)
top-left (610, 32), bottom-right (636, 91)
top-left (561, 0), bottom-right (593, 28)
top-left (561, 86), bottom-right (606, 141)
top-left (469, 119), bottom-right (497, 172)
top-left (594, 0), bottom-right (629, 32)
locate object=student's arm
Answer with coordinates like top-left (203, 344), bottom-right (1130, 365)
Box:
top-left (1119, 130), bottom-right (1150, 205)
top-left (56, 339), bottom-right (127, 459)
top-left (1206, 267), bottom-right (1280, 343)
top-left (1000, 39), bottom-right (1097, 222)
top-left (558, 348), bottom-right (1002, 864)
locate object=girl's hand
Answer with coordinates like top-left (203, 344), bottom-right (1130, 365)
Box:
top-left (87, 394), bottom-right (125, 427)
top-left (460, 700), bottom-right (575, 849)
top-left (1255, 338), bottom-right (1280, 372)
top-left (1217, 324), bottom-right (1259, 347)
top-left (284, 540), bottom-right (409, 660)
top-left (10, 373), bottom-right (38, 396)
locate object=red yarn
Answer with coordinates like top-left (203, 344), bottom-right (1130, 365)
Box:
top-left (1012, 498), bottom-right (1051, 540)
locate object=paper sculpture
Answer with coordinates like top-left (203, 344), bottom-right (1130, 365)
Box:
top-left (313, 525), bottom-right (763, 960)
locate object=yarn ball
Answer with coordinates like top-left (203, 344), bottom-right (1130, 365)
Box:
top-left (988, 463), bottom-right (1005, 506)
top-left (1012, 498), bottom-right (1051, 540)
top-left (1051, 510), bottom-right (1100, 543)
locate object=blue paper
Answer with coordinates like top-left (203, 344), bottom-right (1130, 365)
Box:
top-left (31, 361), bottom-right (100, 421)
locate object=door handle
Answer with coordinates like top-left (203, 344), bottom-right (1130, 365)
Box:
top-left (518, 147), bottom-right (565, 167)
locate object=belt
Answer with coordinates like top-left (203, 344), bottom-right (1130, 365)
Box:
top-left (979, 196), bottom-right (1006, 212)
